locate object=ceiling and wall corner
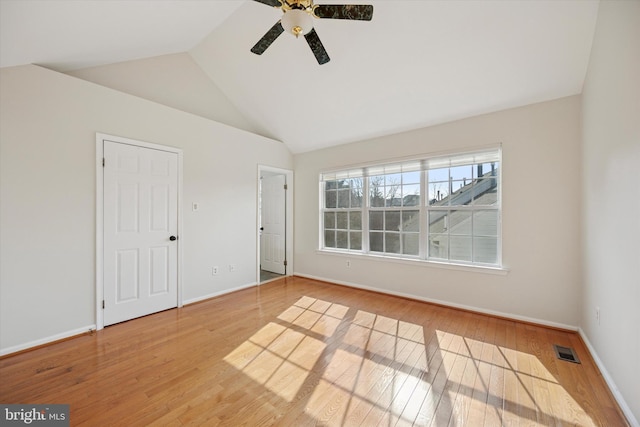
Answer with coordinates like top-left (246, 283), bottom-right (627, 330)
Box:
top-left (1, 0), bottom-right (600, 154)
top-left (67, 53), bottom-right (263, 136)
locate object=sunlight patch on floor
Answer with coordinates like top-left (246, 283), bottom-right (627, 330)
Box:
top-left (223, 295), bottom-right (599, 426)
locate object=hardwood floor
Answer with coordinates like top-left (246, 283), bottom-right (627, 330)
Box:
top-left (0, 276), bottom-right (629, 426)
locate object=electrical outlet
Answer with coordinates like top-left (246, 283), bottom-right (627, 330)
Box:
top-left (346, 260), bottom-right (351, 268)
top-left (228, 264), bottom-right (236, 272)
top-left (212, 266), bottom-right (219, 276)
top-left (596, 306), bottom-right (600, 325)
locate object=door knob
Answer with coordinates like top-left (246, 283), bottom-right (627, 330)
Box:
top-left (169, 236), bottom-right (177, 241)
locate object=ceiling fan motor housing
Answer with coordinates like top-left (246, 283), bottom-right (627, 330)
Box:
top-left (282, 9), bottom-right (314, 37)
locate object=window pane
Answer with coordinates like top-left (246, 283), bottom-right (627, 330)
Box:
top-left (326, 180), bottom-right (337, 190)
top-left (351, 178), bottom-right (363, 207)
top-left (336, 212), bottom-right (348, 229)
top-left (402, 210), bottom-right (420, 232)
top-left (402, 170), bottom-right (421, 184)
top-left (449, 210), bottom-right (472, 235)
top-left (403, 233), bottom-right (419, 255)
top-left (370, 211), bottom-right (384, 230)
top-left (336, 231), bottom-right (349, 249)
top-left (450, 181), bottom-right (472, 206)
top-left (351, 194), bottom-right (363, 208)
top-left (350, 232), bottom-right (362, 250)
top-left (324, 212), bottom-right (336, 229)
top-left (369, 176), bottom-right (385, 207)
top-left (474, 236), bottom-right (497, 263)
top-left (429, 233), bottom-right (448, 259)
top-left (450, 165), bottom-right (473, 181)
top-left (370, 232), bottom-right (383, 252)
top-left (350, 211), bottom-right (362, 230)
top-left (429, 211), bottom-right (448, 234)
top-left (473, 210), bottom-right (498, 236)
top-left (402, 184), bottom-right (420, 206)
top-left (473, 179), bottom-right (498, 205)
top-left (324, 230), bottom-right (335, 248)
top-left (325, 190), bottom-right (337, 208)
top-left (385, 185), bottom-right (401, 207)
top-left (428, 168), bottom-right (449, 182)
top-left (428, 182), bottom-right (450, 205)
top-left (337, 189), bottom-right (350, 208)
top-left (385, 232), bottom-right (401, 253)
top-left (385, 173), bottom-right (401, 186)
top-left (474, 162), bottom-right (498, 179)
top-left (450, 236), bottom-right (472, 262)
top-left (385, 211), bottom-right (400, 231)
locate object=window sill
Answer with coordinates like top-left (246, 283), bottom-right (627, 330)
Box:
top-left (316, 249), bottom-right (510, 276)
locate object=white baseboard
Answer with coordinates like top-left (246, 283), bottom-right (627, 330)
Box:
top-left (578, 328), bottom-right (639, 427)
top-left (294, 273), bottom-right (577, 331)
top-left (183, 282), bottom-right (258, 306)
top-left (0, 325), bottom-right (96, 357)
top-left (1, 282), bottom-right (260, 357)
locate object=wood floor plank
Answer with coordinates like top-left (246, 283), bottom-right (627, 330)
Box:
top-left (453, 313), bottom-right (491, 427)
top-left (428, 311), bottom-right (476, 427)
top-left (414, 310), bottom-right (465, 427)
top-left (0, 276), bottom-right (630, 427)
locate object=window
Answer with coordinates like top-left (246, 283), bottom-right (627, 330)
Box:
top-left (368, 163), bottom-right (421, 256)
top-left (322, 171), bottom-right (363, 251)
top-left (320, 148), bottom-right (501, 268)
top-left (427, 159), bottom-right (499, 264)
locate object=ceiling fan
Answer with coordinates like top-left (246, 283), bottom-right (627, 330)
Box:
top-left (251, 0), bottom-right (374, 65)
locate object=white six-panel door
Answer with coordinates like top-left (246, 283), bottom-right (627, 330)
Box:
top-left (103, 141), bottom-right (178, 326)
top-left (260, 174), bottom-right (286, 275)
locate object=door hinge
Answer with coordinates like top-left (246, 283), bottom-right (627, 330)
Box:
top-left (284, 184), bottom-right (288, 190)
top-left (102, 158), bottom-right (105, 167)
top-left (102, 300), bottom-right (105, 309)
top-left (284, 260), bottom-right (288, 266)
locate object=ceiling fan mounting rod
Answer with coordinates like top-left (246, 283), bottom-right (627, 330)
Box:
top-left (281, 0), bottom-right (313, 12)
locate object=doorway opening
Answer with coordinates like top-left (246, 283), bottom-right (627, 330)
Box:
top-left (257, 166), bottom-right (293, 284)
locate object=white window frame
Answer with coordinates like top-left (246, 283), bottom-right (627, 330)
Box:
top-left (319, 147), bottom-right (502, 269)
top-left (320, 170), bottom-right (364, 252)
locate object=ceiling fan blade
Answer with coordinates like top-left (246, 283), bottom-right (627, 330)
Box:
top-left (253, 0), bottom-right (282, 7)
top-left (313, 4), bottom-right (373, 20)
top-left (304, 29), bottom-right (330, 65)
top-left (251, 21), bottom-right (284, 55)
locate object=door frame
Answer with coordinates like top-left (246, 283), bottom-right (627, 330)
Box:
top-left (96, 133), bottom-right (184, 330)
top-left (257, 165), bottom-right (294, 284)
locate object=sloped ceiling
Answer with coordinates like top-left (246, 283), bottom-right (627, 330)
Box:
top-left (0, 0), bottom-right (600, 153)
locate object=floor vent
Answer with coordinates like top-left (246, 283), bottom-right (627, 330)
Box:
top-left (553, 344), bottom-right (580, 364)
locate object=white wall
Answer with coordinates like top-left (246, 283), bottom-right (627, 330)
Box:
top-left (0, 64), bottom-right (292, 353)
top-left (67, 53), bottom-right (261, 136)
top-left (294, 96), bottom-right (582, 328)
top-left (581, 1), bottom-right (640, 424)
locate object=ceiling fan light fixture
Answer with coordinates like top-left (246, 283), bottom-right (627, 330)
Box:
top-left (281, 9), bottom-right (313, 37)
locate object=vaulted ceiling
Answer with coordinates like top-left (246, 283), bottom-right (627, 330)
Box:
top-left (0, 0), bottom-right (600, 153)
